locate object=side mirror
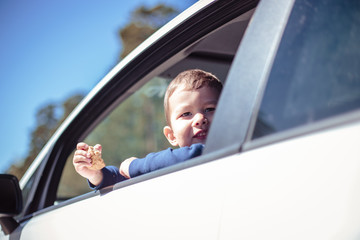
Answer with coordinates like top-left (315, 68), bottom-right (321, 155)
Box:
top-left (0, 174), bottom-right (23, 235)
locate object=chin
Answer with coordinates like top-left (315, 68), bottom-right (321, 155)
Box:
top-left (192, 139), bottom-right (206, 145)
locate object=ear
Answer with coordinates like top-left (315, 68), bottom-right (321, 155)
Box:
top-left (163, 126), bottom-right (178, 146)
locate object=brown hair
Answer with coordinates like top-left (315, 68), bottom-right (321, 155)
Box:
top-left (164, 69), bottom-right (223, 125)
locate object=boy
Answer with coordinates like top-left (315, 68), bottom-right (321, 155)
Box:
top-left (73, 69), bottom-right (222, 189)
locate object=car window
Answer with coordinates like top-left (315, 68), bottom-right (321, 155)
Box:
top-left (253, 0), bottom-right (360, 139)
top-left (57, 76), bottom-right (171, 200)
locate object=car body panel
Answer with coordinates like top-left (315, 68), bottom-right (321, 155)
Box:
top-left (220, 120), bottom-right (360, 239)
top-left (20, 153), bottom-right (226, 239)
top-left (17, 116), bottom-right (360, 240)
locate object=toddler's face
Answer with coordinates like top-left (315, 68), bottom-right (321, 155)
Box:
top-left (163, 86), bottom-right (220, 147)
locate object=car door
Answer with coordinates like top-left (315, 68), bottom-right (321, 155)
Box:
top-left (0, 1), bottom-right (258, 239)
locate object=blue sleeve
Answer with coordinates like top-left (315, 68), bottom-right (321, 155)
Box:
top-left (88, 166), bottom-right (127, 190)
top-left (129, 143), bottom-right (204, 178)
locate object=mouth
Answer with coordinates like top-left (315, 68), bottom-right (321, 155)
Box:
top-left (193, 130), bottom-right (207, 139)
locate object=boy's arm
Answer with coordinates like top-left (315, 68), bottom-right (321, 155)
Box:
top-left (88, 166), bottom-right (127, 190)
top-left (128, 143), bottom-right (204, 178)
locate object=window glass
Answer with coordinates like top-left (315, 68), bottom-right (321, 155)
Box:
top-left (57, 76), bottom-right (171, 199)
top-left (253, 0), bottom-right (360, 139)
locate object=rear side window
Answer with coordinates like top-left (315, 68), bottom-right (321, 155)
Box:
top-left (253, 0), bottom-right (360, 139)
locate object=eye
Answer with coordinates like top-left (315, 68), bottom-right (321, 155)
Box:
top-left (204, 107), bottom-right (216, 113)
top-left (180, 112), bottom-right (192, 117)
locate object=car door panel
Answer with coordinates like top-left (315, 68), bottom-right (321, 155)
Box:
top-left (19, 119), bottom-right (360, 240)
top-left (219, 121), bottom-right (360, 239)
top-left (20, 157), bottom-right (227, 240)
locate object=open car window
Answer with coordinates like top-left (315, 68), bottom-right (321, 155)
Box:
top-left (57, 76), bottom-right (171, 200)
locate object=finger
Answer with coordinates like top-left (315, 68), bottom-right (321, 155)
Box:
top-left (77, 142), bottom-right (89, 151)
top-left (94, 144), bottom-right (102, 152)
top-left (73, 154), bottom-right (91, 164)
top-left (75, 150), bottom-right (91, 158)
top-left (74, 160), bottom-right (92, 167)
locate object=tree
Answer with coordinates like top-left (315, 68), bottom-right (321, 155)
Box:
top-left (119, 4), bottom-right (178, 59)
top-left (7, 94), bottom-right (84, 180)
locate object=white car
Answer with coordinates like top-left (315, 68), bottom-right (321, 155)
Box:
top-left (1, 0), bottom-right (360, 239)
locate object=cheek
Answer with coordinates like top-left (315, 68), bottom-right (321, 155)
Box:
top-left (172, 121), bottom-right (191, 137)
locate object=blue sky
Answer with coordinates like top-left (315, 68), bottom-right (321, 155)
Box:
top-left (0, 0), bottom-right (193, 173)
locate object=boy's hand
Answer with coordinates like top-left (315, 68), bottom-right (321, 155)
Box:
top-left (119, 157), bottom-right (137, 179)
top-left (73, 142), bottom-right (103, 186)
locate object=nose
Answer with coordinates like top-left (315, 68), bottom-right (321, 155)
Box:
top-left (192, 113), bottom-right (208, 127)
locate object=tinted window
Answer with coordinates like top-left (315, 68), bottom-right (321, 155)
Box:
top-left (253, 0), bottom-right (360, 138)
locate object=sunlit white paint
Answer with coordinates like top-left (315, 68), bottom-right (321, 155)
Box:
top-left (219, 122), bottom-right (360, 240)
top-left (16, 121), bottom-right (360, 240)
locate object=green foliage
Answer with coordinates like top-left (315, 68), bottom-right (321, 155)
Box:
top-left (84, 77), bottom-right (170, 166)
top-left (119, 4), bottom-right (178, 59)
top-left (7, 94), bottom-right (85, 180)
top-left (58, 77), bottom-right (171, 198)
top-left (132, 5), bottom-right (177, 28)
